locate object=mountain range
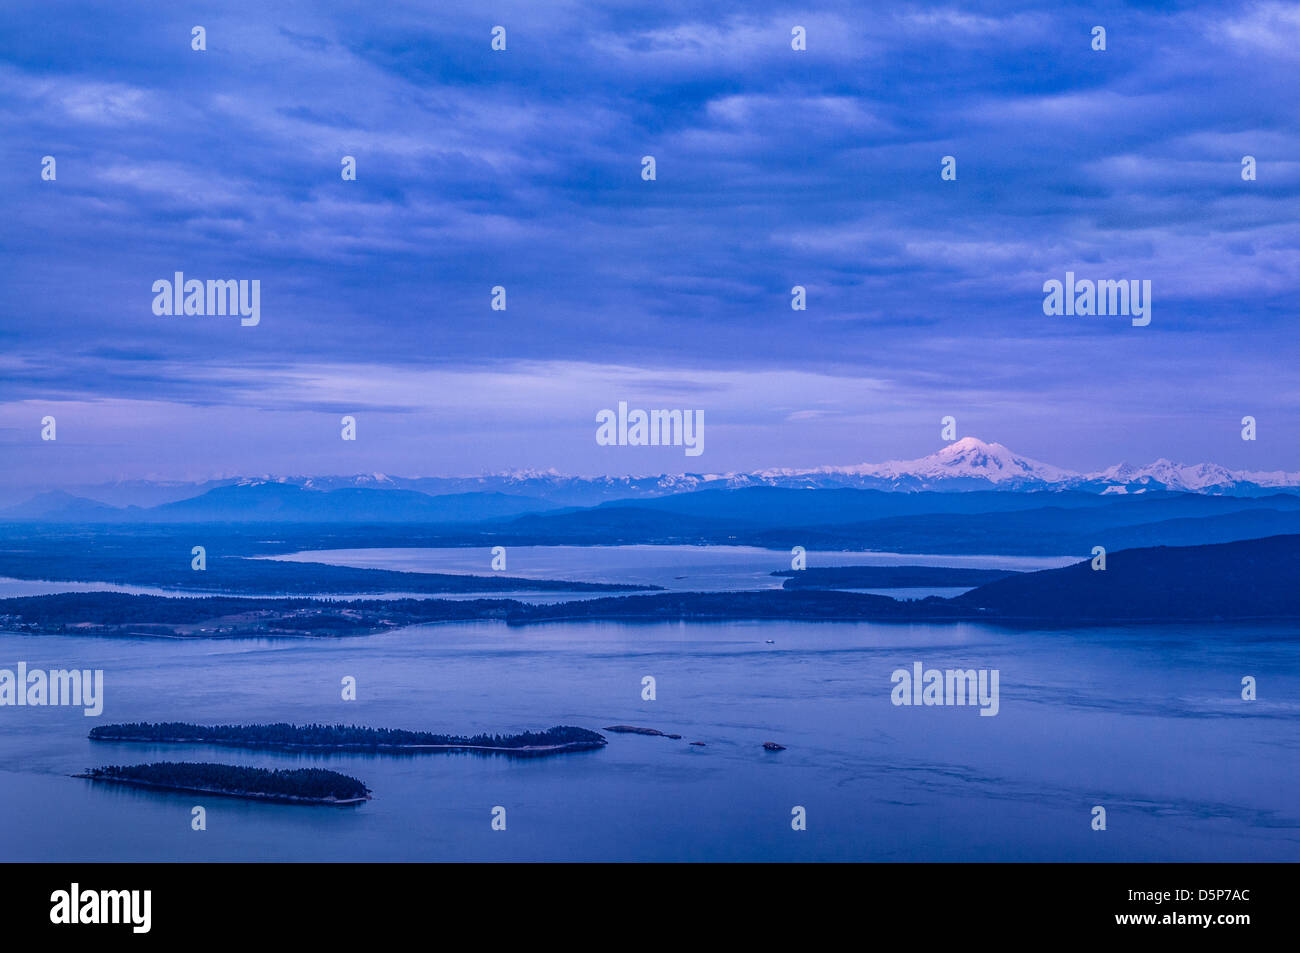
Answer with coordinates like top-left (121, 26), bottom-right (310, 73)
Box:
top-left (750, 437), bottom-right (1299, 494)
top-left (5, 437), bottom-right (1297, 520)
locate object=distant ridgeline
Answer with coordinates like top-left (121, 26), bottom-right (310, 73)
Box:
top-left (76, 762), bottom-right (370, 804)
top-left (90, 722), bottom-right (608, 754)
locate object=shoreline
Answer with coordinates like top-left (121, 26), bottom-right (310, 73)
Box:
top-left (7, 611), bottom-right (1300, 643)
top-left (90, 735), bottom-right (608, 756)
top-left (72, 773), bottom-right (371, 806)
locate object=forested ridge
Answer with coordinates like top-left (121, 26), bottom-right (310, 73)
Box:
top-left (91, 721), bottom-right (607, 749)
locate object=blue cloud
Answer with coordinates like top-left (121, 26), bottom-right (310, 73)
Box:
top-left (1, 0), bottom-right (1298, 484)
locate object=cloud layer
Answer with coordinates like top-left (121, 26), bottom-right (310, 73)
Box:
top-left (2, 1), bottom-right (1298, 487)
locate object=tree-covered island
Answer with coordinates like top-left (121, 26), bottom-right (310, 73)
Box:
top-left (90, 722), bottom-right (608, 756)
top-left (75, 761), bottom-right (371, 805)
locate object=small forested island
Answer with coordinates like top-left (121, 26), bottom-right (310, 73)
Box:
top-left (90, 722), bottom-right (608, 756)
top-left (75, 761), bottom-right (371, 805)
top-left (604, 725), bottom-right (682, 739)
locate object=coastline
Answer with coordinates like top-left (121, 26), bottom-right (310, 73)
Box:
top-left (90, 735), bottom-right (608, 756)
top-left (72, 773), bottom-right (372, 806)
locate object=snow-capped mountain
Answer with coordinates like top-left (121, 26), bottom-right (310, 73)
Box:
top-left (758, 437), bottom-right (1077, 488)
top-left (783, 438), bottom-right (1298, 494)
top-left (1082, 459), bottom-right (1296, 493)
top-left (34, 437), bottom-right (1300, 510)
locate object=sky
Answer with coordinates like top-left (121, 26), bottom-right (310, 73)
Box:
top-left (2, 0), bottom-right (1299, 492)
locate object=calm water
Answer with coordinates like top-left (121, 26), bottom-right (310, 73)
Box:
top-left (2, 618), bottom-right (1297, 861)
top-left (265, 544), bottom-right (1076, 595)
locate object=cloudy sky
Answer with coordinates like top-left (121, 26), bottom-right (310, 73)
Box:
top-left (2, 0), bottom-right (1298, 491)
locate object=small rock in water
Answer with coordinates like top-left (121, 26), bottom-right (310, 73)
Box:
top-left (604, 725), bottom-right (679, 739)
top-left (689, 741), bottom-right (706, 746)
top-left (762, 742), bottom-right (786, 751)
top-left (765, 640), bottom-right (775, 644)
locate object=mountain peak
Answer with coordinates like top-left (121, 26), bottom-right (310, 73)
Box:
top-left (934, 436), bottom-right (1019, 463)
top-left (917, 437), bottom-right (1075, 483)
